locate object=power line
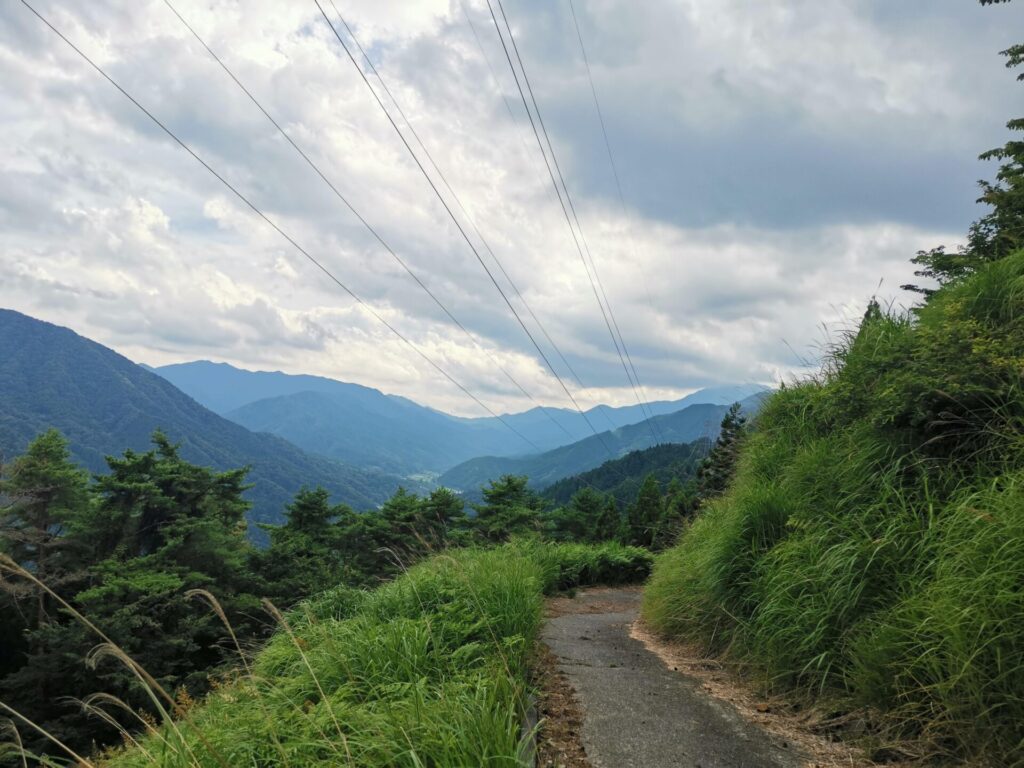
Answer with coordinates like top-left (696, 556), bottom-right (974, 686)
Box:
top-left (486, 0), bottom-right (662, 443)
top-left (492, 0), bottom-right (659, 439)
top-left (21, 0), bottom-right (541, 452)
top-left (566, 0), bottom-right (663, 441)
top-left (326, 0), bottom-right (615, 436)
top-left (314, 0), bottom-right (614, 455)
top-left (455, 0), bottom-right (623, 434)
top-left (159, 0), bottom-right (573, 442)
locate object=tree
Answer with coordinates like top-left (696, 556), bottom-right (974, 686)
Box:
top-left (420, 487), bottom-right (469, 545)
top-left (624, 474), bottom-right (664, 548)
top-left (545, 487), bottom-right (619, 543)
top-left (696, 403), bottom-right (748, 499)
top-left (254, 486), bottom-right (348, 602)
top-left (905, 4), bottom-right (1023, 294)
top-left (472, 475), bottom-right (543, 542)
top-left (1, 432), bottom-right (261, 756)
top-left (0, 430), bottom-right (91, 633)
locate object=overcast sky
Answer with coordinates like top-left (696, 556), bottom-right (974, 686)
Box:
top-left (2, 0), bottom-right (1022, 416)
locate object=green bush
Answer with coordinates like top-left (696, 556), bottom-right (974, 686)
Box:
top-left (511, 539), bottom-right (654, 593)
top-left (96, 540), bottom-right (647, 767)
top-left (103, 547), bottom-right (543, 767)
top-left (643, 252), bottom-right (1024, 764)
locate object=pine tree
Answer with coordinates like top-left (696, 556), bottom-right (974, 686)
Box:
top-left (905, 7), bottom-right (1023, 294)
top-left (472, 475), bottom-right (543, 542)
top-left (255, 486), bottom-right (348, 602)
top-left (624, 474), bottom-right (664, 548)
top-left (696, 403), bottom-right (748, 499)
top-left (0, 429), bottom-right (91, 625)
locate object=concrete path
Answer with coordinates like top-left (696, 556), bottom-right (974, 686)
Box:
top-left (541, 588), bottom-right (803, 768)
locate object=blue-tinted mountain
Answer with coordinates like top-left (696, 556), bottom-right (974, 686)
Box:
top-left (0, 310), bottom-right (413, 532)
top-left (154, 360), bottom-right (769, 474)
top-left (438, 396), bottom-right (766, 495)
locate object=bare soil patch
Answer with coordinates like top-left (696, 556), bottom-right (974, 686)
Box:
top-left (533, 641), bottom-right (592, 768)
top-left (545, 585), bottom-right (642, 618)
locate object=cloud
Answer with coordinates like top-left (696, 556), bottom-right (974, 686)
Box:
top-left (0, 0), bottom-right (1020, 416)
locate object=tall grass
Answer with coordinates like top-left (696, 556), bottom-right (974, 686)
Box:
top-left (2, 541), bottom-right (651, 766)
top-left (643, 252), bottom-right (1024, 764)
top-left (101, 548), bottom-right (543, 767)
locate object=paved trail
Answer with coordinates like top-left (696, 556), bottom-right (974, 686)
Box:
top-left (541, 588), bottom-right (803, 768)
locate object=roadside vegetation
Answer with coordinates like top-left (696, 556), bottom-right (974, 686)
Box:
top-left (644, 10), bottom-right (1024, 762)
top-left (0, 426), bottom-right (659, 764)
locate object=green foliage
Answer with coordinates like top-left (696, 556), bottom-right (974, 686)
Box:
top-left (471, 475), bottom-right (544, 543)
top-left (695, 403), bottom-right (747, 498)
top-left (543, 486), bottom-right (620, 543)
top-left (85, 541), bottom-right (647, 768)
top-left (623, 474), bottom-right (664, 548)
top-left (0, 309), bottom-right (416, 537)
top-left (1, 432), bottom-right (262, 758)
top-left (516, 540), bottom-right (654, 593)
top-left (542, 441), bottom-right (706, 508)
top-left (643, 250), bottom-right (1024, 764)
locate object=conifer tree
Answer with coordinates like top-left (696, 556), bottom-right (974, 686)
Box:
top-left (696, 403), bottom-right (748, 499)
top-left (472, 475), bottom-right (543, 542)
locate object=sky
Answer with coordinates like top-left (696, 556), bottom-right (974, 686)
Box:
top-left (1, 0), bottom-right (1022, 416)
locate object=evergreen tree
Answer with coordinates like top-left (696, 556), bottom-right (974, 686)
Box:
top-left (0, 430), bottom-right (91, 637)
top-left (1, 431), bottom-right (260, 756)
top-left (696, 403), bottom-right (748, 499)
top-left (905, 8), bottom-right (1023, 294)
top-left (624, 474), bottom-right (664, 548)
top-left (254, 486), bottom-right (347, 603)
top-left (545, 487), bottom-right (619, 543)
top-left (472, 475), bottom-right (543, 542)
top-left (422, 487), bottom-right (469, 545)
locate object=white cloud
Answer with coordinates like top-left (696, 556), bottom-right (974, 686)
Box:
top-left (0, 0), bottom-right (1019, 416)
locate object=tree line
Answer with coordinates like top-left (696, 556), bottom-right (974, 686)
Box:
top-left (0, 411), bottom-right (745, 762)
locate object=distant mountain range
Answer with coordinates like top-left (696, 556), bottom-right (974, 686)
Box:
top-left (437, 393), bottom-right (767, 496)
top-left (0, 310), bottom-right (418, 532)
top-left (154, 360), bottom-right (769, 476)
top-left (0, 308), bottom-right (771, 532)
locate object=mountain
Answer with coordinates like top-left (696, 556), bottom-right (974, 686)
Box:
top-left (542, 441), bottom-right (709, 508)
top-left (438, 397), bottom-right (766, 495)
top-left (153, 359), bottom-right (433, 417)
top-left (0, 310), bottom-right (414, 532)
top-left (154, 360), bottom-right (770, 475)
top-left (225, 390), bottom-right (500, 476)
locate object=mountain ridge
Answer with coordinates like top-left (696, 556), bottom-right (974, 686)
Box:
top-left (0, 309), bottom-right (415, 532)
top-left (438, 395), bottom-right (766, 495)
top-left (155, 360), bottom-right (769, 474)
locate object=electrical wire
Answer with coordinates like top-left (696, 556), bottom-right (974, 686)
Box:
top-left (22, 0), bottom-right (541, 452)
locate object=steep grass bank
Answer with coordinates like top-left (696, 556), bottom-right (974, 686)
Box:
top-left (92, 542), bottom-right (650, 767)
top-left (643, 252), bottom-right (1024, 764)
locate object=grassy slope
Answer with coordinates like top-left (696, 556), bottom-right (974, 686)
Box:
top-left (643, 253), bottom-right (1024, 764)
top-left (100, 542), bottom-right (652, 767)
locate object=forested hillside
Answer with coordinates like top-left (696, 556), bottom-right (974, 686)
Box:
top-left (0, 310), bottom-right (412, 527)
top-left (644, 26), bottom-right (1024, 763)
top-left (543, 441), bottom-right (708, 507)
top-left (440, 396), bottom-right (764, 493)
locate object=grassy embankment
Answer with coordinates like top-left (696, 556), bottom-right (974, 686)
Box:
top-left (87, 541), bottom-right (651, 767)
top-left (643, 252), bottom-right (1024, 764)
